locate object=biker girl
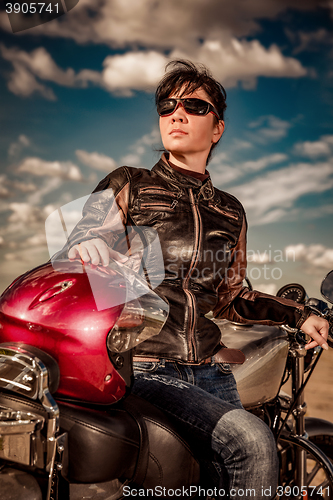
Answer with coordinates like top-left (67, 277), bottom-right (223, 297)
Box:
top-left (67, 60), bottom-right (329, 500)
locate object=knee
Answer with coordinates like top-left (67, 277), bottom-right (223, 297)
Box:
top-left (212, 409), bottom-right (278, 466)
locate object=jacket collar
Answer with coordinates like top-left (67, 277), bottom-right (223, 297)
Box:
top-left (152, 154), bottom-right (215, 200)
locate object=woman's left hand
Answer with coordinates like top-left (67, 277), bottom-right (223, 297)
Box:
top-left (301, 314), bottom-right (329, 350)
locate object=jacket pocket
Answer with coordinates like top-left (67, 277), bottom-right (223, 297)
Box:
top-left (138, 187), bottom-right (180, 198)
top-left (208, 202), bottom-right (240, 220)
top-left (138, 186), bottom-right (183, 211)
top-left (140, 201), bottom-right (177, 211)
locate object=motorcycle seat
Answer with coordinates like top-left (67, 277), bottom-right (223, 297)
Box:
top-left (58, 393), bottom-right (200, 489)
top-left (0, 391), bottom-right (200, 492)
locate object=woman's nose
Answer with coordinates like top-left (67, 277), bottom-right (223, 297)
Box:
top-left (171, 104), bottom-right (188, 122)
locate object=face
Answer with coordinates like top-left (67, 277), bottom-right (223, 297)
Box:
top-left (159, 87), bottom-right (224, 162)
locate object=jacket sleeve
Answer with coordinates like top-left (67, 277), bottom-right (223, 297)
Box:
top-left (212, 214), bottom-right (311, 329)
top-left (62, 166), bottom-right (131, 254)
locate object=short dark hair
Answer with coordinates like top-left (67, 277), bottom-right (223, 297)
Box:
top-left (155, 60), bottom-right (227, 164)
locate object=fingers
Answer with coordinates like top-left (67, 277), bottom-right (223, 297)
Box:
top-left (301, 314), bottom-right (329, 351)
top-left (68, 239), bottom-right (130, 267)
top-left (68, 239), bottom-right (110, 266)
top-left (68, 245), bottom-right (80, 260)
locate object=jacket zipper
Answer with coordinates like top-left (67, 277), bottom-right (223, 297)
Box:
top-left (182, 188), bottom-right (202, 362)
top-left (139, 189), bottom-right (183, 211)
top-left (138, 187), bottom-right (180, 198)
top-left (208, 202), bottom-right (239, 220)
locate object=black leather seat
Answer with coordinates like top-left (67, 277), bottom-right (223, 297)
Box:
top-left (0, 391), bottom-right (200, 493)
top-left (58, 394), bottom-right (200, 490)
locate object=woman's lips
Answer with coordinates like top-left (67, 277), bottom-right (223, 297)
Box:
top-left (170, 129), bottom-right (188, 135)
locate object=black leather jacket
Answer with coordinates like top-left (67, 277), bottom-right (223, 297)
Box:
top-left (66, 155), bottom-right (309, 363)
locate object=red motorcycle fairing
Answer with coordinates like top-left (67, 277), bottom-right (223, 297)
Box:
top-left (0, 260), bottom-right (127, 404)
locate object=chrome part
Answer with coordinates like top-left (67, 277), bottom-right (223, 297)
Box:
top-left (0, 406), bottom-right (44, 466)
top-left (304, 346), bottom-right (321, 373)
top-left (215, 320), bottom-right (288, 408)
top-left (47, 433), bottom-right (68, 500)
top-left (0, 344), bottom-right (60, 499)
top-left (0, 346), bottom-right (59, 417)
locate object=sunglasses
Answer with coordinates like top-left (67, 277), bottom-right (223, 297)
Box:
top-left (157, 98), bottom-right (221, 120)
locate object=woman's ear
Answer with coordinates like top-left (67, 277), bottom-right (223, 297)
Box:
top-left (212, 120), bottom-right (225, 144)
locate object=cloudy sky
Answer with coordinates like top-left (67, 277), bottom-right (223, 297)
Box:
top-left (0, 0), bottom-right (332, 300)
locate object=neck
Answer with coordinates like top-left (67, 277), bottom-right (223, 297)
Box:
top-left (167, 152), bottom-right (207, 174)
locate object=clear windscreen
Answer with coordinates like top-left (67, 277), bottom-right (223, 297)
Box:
top-left (44, 191), bottom-right (166, 312)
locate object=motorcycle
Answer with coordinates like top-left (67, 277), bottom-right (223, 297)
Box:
top-left (1, 262), bottom-right (333, 500)
top-left (0, 193), bottom-right (333, 499)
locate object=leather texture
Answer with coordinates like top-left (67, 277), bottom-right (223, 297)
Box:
top-left (64, 155), bottom-right (306, 363)
top-left (0, 392), bottom-right (200, 489)
top-left (214, 346), bottom-right (245, 364)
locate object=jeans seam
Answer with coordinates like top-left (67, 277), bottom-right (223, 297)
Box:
top-left (172, 361), bottom-right (183, 380)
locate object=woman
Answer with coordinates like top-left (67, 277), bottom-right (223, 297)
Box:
top-left (67, 60), bottom-right (328, 499)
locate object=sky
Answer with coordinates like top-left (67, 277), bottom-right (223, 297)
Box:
top-left (0, 0), bottom-right (332, 301)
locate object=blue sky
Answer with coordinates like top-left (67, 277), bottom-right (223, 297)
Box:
top-left (0, 0), bottom-right (332, 299)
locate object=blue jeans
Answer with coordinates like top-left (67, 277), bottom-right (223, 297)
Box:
top-left (132, 358), bottom-right (278, 500)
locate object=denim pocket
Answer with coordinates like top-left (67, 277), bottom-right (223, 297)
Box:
top-left (133, 361), bottom-right (161, 373)
top-left (216, 362), bottom-right (232, 374)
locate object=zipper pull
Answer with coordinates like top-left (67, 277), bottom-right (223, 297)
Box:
top-left (171, 191), bottom-right (183, 209)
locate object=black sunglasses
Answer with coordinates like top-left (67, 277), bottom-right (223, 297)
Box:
top-left (157, 98), bottom-right (221, 120)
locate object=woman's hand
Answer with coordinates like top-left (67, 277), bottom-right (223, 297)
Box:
top-left (301, 314), bottom-right (329, 351)
top-left (68, 238), bottom-right (129, 267)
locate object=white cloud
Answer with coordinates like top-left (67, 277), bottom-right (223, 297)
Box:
top-left (240, 153), bottom-right (288, 172)
top-left (285, 244), bottom-right (333, 271)
top-left (0, 44), bottom-right (78, 99)
top-left (210, 152), bottom-right (288, 186)
top-left (293, 135), bottom-right (333, 158)
top-left (172, 38), bottom-right (306, 89)
top-left (230, 159), bottom-right (333, 225)
top-left (248, 251), bottom-right (271, 264)
top-left (26, 177), bottom-right (63, 205)
top-left (8, 134), bottom-right (31, 158)
top-left (98, 51), bottom-right (167, 95)
top-left (17, 157), bottom-right (84, 181)
top-left (286, 28), bottom-right (333, 55)
top-left (120, 127), bottom-right (161, 167)
top-left (0, 173), bottom-right (37, 198)
top-left (10, 180), bottom-right (36, 193)
top-left (76, 150), bottom-right (118, 172)
top-left (24, 233), bottom-right (47, 247)
top-left (1, 2), bottom-right (310, 100)
top-left (1, 0), bottom-right (320, 50)
top-left (7, 203), bottom-right (45, 224)
top-left (0, 176), bottom-right (10, 198)
top-left (247, 115), bottom-right (292, 144)
top-left (253, 283), bottom-right (278, 295)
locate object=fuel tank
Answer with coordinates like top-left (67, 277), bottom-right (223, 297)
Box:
top-left (0, 260), bottom-right (127, 404)
top-left (214, 319), bottom-right (289, 409)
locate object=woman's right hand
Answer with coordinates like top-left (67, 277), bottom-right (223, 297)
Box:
top-left (68, 238), bottom-right (129, 267)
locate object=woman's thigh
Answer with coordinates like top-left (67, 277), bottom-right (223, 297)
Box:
top-left (132, 362), bottom-right (268, 452)
top-left (132, 361), bottom-right (278, 497)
